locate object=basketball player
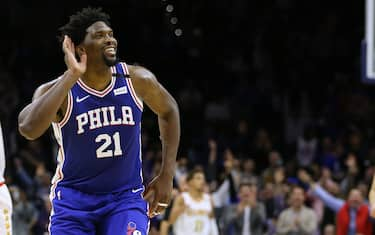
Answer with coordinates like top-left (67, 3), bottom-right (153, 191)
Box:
top-left (18, 7), bottom-right (180, 235)
top-left (169, 169), bottom-right (218, 235)
top-left (0, 122), bottom-right (12, 235)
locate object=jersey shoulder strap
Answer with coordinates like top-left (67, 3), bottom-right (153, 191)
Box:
top-left (115, 62), bottom-right (130, 78)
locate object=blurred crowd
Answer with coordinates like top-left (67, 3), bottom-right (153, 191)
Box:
top-left (1, 0), bottom-right (374, 234)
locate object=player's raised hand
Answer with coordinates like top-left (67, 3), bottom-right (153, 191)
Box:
top-left (143, 174), bottom-right (173, 218)
top-left (62, 35), bottom-right (87, 77)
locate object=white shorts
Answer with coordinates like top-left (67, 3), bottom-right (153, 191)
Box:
top-left (0, 184), bottom-right (12, 235)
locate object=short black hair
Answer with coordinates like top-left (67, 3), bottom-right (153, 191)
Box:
top-left (186, 168), bottom-right (204, 182)
top-left (238, 181), bottom-right (257, 190)
top-left (58, 7), bottom-right (111, 45)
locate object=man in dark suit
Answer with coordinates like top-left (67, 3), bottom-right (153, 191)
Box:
top-left (221, 182), bottom-right (266, 235)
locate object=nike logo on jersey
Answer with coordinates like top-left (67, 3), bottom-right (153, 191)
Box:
top-left (76, 95), bottom-right (90, 103)
top-left (114, 86), bottom-right (128, 96)
top-left (132, 187), bottom-right (144, 193)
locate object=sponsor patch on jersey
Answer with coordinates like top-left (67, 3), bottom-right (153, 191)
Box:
top-left (114, 86), bottom-right (128, 96)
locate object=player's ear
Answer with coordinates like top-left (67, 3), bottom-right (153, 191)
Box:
top-left (76, 46), bottom-right (86, 57)
top-left (75, 46), bottom-right (86, 62)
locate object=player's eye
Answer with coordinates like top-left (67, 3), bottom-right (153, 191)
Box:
top-left (95, 33), bottom-right (104, 38)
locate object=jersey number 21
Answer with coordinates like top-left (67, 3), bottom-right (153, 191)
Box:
top-left (95, 132), bottom-right (123, 158)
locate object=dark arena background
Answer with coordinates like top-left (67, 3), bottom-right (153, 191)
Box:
top-left (2, 0), bottom-right (375, 234)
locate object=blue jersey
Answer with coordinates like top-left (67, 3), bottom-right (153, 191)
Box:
top-left (51, 62), bottom-right (144, 194)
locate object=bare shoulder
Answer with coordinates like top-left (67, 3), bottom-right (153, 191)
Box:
top-left (127, 64), bottom-right (160, 100)
top-left (174, 194), bottom-right (185, 206)
top-left (128, 64), bottom-right (157, 82)
top-left (33, 77), bottom-right (61, 101)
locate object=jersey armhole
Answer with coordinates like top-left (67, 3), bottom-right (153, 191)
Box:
top-left (58, 91), bottom-right (73, 127)
top-left (120, 62), bottom-right (143, 111)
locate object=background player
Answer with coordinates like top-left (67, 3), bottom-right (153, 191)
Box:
top-left (169, 169), bottom-right (218, 235)
top-left (0, 122), bottom-right (12, 235)
top-left (17, 7), bottom-right (180, 234)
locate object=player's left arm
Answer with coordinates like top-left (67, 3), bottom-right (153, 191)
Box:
top-left (129, 65), bottom-right (180, 216)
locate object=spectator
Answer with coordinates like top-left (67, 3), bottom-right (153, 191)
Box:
top-left (296, 125), bottom-right (317, 167)
top-left (240, 158), bottom-right (258, 185)
top-left (276, 186), bottom-right (318, 235)
top-left (340, 153), bottom-right (361, 196)
top-left (9, 185), bottom-right (38, 235)
top-left (262, 151), bottom-right (283, 184)
top-left (221, 182), bottom-right (266, 235)
top-left (299, 169), bottom-right (373, 235)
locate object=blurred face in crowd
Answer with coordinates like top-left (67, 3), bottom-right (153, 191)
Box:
top-left (273, 167), bottom-right (285, 183)
top-left (177, 157), bottom-right (188, 171)
top-left (323, 224), bottom-right (335, 235)
top-left (347, 189), bottom-right (363, 209)
top-left (239, 184), bottom-right (257, 204)
top-left (290, 187), bottom-right (305, 209)
top-left (188, 172), bottom-right (206, 192)
top-left (269, 151), bottom-right (281, 167)
top-left (243, 159), bottom-right (255, 173)
top-left (321, 167), bottom-right (332, 179)
top-left (237, 120), bottom-right (248, 135)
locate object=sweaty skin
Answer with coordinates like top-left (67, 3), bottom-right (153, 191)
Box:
top-left (18, 21), bottom-right (180, 217)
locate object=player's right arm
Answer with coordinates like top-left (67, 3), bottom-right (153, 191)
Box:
top-left (18, 36), bottom-right (86, 140)
top-left (168, 194), bottom-right (185, 225)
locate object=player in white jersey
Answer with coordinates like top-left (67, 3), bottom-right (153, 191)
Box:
top-left (169, 169), bottom-right (218, 235)
top-left (0, 122), bottom-right (12, 235)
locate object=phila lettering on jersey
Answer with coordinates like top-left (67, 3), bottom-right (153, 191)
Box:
top-left (51, 62), bottom-right (144, 195)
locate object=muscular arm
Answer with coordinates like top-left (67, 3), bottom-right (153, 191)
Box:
top-left (18, 36), bottom-right (86, 140)
top-left (18, 71), bottom-right (77, 140)
top-left (130, 66), bottom-right (180, 178)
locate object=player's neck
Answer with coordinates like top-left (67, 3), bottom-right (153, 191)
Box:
top-left (81, 64), bottom-right (112, 91)
top-left (188, 189), bottom-right (203, 200)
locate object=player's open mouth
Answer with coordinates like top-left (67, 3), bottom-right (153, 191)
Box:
top-left (104, 46), bottom-right (116, 57)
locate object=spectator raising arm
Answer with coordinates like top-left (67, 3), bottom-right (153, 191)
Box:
top-left (298, 169), bottom-right (344, 212)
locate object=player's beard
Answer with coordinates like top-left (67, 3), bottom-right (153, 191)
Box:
top-left (103, 53), bottom-right (118, 67)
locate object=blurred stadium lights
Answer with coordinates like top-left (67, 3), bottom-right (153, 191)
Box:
top-left (170, 17), bottom-right (178, 25)
top-left (174, 28), bottom-right (183, 37)
top-left (166, 4), bottom-right (174, 12)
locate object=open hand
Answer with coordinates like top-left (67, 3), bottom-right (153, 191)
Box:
top-left (297, 169), bottom-right (313, 185)
top-left (62, 35), bottom-right (87, 77)
top-left (143, 174), bottom-right (173, 218)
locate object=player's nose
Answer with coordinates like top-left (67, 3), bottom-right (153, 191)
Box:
top-left (104, 37), bottom-right (117, 47)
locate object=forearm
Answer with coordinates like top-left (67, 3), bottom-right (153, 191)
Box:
top-left (311, 184), bottom-right (344, 212)
top-left (18, 71), bottom-right (78, 140)
top-left (158, 103), bottom-right (180, 178)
